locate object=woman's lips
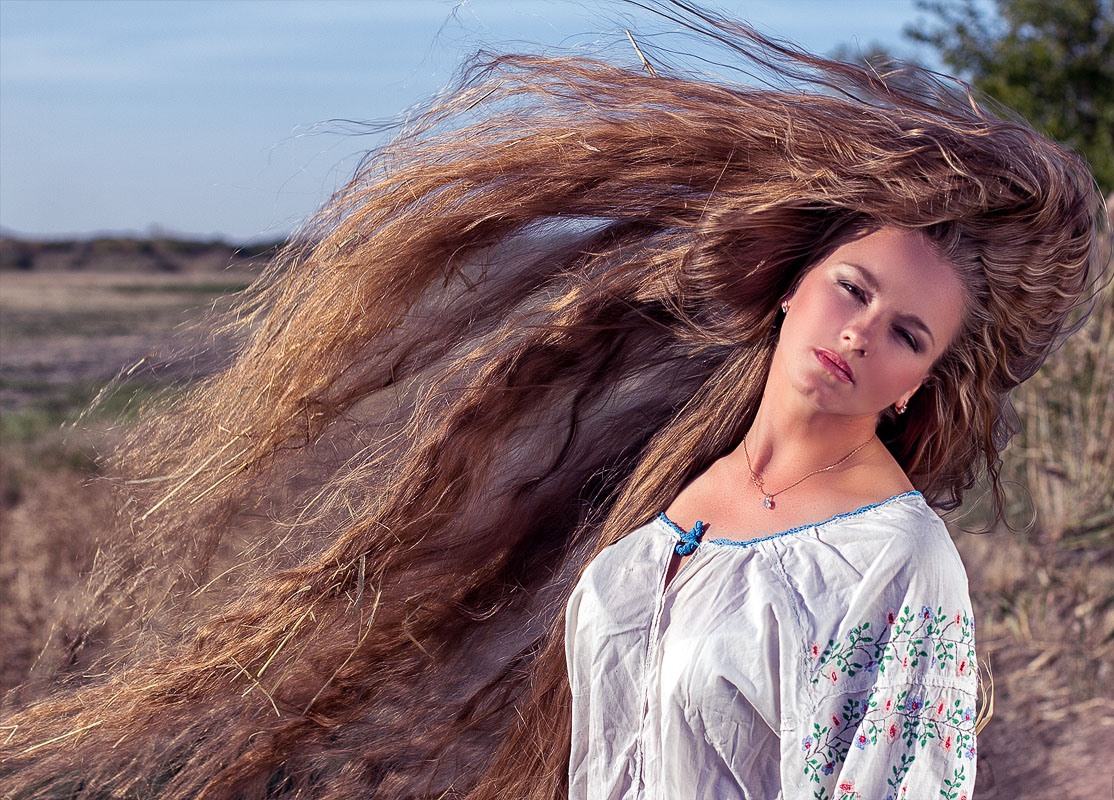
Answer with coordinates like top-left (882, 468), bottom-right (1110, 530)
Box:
top-left (814, 348), bottom-right (854, 383)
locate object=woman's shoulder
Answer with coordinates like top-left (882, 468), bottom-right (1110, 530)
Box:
top-left (771, 491), bottom-right (972, 631)
top-left (706, 490), bottom-right (955, 562)
top-left (784, 490), bottom-right (959, 565)
top-left (779, 494), bottom-right (977, 703)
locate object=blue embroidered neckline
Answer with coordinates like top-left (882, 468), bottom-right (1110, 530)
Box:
top-left (658, 490), bottom-right (922, 553)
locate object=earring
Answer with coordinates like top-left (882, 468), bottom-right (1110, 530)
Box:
top-left (781, 300), bottom-right (789, 313)
top-left (895, 401), bottom-right (907, 415)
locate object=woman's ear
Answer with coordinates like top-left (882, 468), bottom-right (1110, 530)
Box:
top-left (894, 385), bottom-right (921, 415)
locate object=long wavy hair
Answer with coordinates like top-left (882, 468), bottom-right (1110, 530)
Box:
top-left (1, 5), bottom-right (1105, 799)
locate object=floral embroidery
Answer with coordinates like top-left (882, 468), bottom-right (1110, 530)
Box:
top-left (802, 687), bottom-right (976, 796)
top-left (808, 605), bottom-right (976, 686)
top-left (802, 607), bottom-right (976, 797)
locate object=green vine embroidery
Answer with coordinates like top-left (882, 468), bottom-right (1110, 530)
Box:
top-left (801, 686), bottom-right (976, 790)
top-left (808, 605), bottom-right (975, 686)
top-left (801, 606), bottom-right (977, 800)
top-left (887, 752), bottom-right (915, 793)
top-left (940, 764), bottom-right (969, 799)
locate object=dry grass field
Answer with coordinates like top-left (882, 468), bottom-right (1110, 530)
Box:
top-left (1, 240), bottom-right (1111, 798)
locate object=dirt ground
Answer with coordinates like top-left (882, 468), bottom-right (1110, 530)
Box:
top-left (1, 256), bottom-right (1112, 799)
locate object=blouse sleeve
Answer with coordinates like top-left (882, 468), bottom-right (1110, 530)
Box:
top-left (769, 497), bottom-right (980, 800)
top-left (794, 604), bottom-right (979, 800)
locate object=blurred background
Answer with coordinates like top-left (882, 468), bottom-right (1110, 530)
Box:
top-left (1, 1), bottom-right (1111, 797)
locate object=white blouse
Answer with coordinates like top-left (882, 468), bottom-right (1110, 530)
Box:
top-left (566, 491), bottom-right (978, 800)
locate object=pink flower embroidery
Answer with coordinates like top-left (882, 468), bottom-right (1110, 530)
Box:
top-left (957, 659), bottom-right (968, 676)
top-left (830, 669), bottom-right (839, 683)
top-left (935, 700), bottom-right (946, 716)
top-left (886, 610), bottom-right (896, 625)
top-left (887, 722), bottom-right (898, 741)
top-left (811, 643), bottom-right (822, 659)
top-left (883, 698), bottom-right (894, 713)
top-left (831, 714), bottom-right (841, 728)
top-left (839, 780), bottom-right (855, 792)
top-left (942, 734), bottom-right (953, 751)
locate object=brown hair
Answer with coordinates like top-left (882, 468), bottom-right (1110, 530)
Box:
top-left (1, 6), bottom-right (1104, 799)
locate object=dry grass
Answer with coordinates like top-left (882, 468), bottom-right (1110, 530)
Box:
top-left (1, 259), bottom-right (1112, 798)
top-left (953, 529), bottom-right (1114, 798)
top-left (1008, 279), bottom-right (1114, 544)
top-left (0, 431), bottom-right (110, 698)
top-left (954, 261), bottom-right (1114, 797)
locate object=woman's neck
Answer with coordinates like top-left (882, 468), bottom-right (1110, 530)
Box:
top-left (741, 397), bottom-right (880, 480)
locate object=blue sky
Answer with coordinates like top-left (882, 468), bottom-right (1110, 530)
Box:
top-left (0, 0), bottom-right (943, 243)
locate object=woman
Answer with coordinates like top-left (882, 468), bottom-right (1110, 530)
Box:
top-left (566, 226), bottom-right (980, 798)
top-left (1, 5), bottom-right (1104, 800)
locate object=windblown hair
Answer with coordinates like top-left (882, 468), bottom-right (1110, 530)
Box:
top-left (1, 5), bottom-right (1104, 799)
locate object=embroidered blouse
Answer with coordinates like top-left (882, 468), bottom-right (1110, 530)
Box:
top-left (565, 491), bottom-right (977, 800)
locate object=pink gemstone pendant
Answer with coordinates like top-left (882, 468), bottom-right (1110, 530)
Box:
top-left (762, 495), bottom-right (775, 510)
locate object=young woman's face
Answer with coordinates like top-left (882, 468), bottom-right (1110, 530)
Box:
top-left (773, 227), bottom-right (967, 421)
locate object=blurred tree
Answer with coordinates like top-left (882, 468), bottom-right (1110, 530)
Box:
top-left (905, 0), bottom-right (1113, 191)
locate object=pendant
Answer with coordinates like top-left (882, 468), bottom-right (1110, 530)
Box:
top-left (762, 495), bottom-right (775, 510)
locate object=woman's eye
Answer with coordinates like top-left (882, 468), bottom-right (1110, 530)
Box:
top-left (897, 329), bottom-right (920, 352)
top-left (838, 281), bottom-right (863, 300)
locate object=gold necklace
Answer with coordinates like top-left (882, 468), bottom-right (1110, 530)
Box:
top-left (742, 434), bottom-right (875, 510)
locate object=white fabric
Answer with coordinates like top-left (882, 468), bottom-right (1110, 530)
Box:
top-left (566, 491), bottom-right (978, 800)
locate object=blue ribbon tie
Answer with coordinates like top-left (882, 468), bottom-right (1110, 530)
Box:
top-left (674, 520), bottom-right (705, 556)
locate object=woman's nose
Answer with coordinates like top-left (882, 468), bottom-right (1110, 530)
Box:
top-left (842, 318), bottom-right (873, 353)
